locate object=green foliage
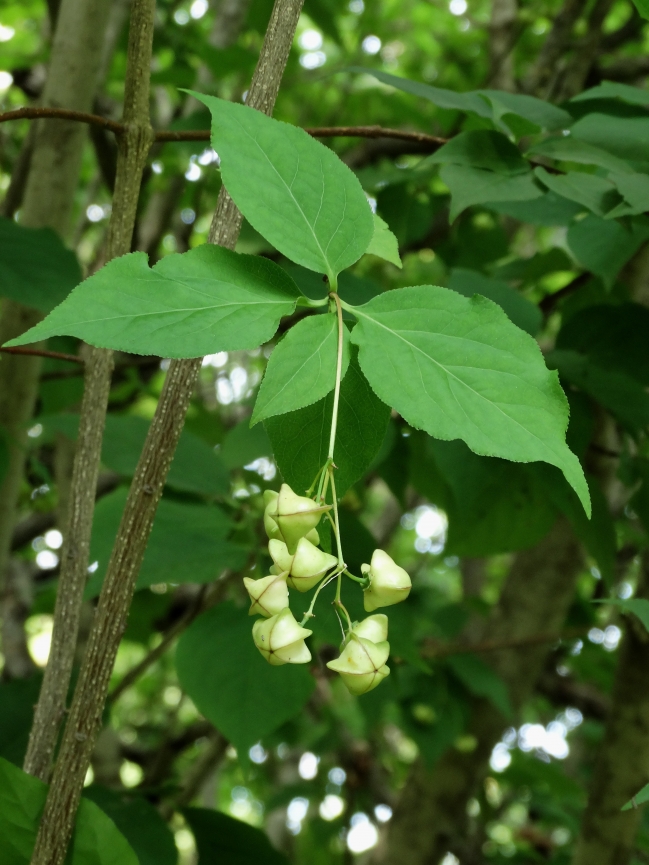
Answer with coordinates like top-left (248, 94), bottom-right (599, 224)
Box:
top-left (0, 677), bottom-right (41, 766)
top-left (446, 653), bottom-right (512, 717)
top-left (184, 807), bottom-right (289, 864)
top-left (447, 268), bottom-right (541, 335)
top-left (440, 165), bottom-right (542, 222)
top-left (348, 286), bottom-right (590, 513)
top-left (0, 218), bottom-right (81, 313)
top-left (7, 247), bottom-right (301, 357)
top-left (0, 757), bottom-right (138, 865)
top-left (192, 93), bottom-right (374, 279)
top-left (365, 214), bottom-right (402, 268)
top-left (264, 350), bottom-right (390, 496)
top-left (427, 130), bottom-right (529, 175)
top-left (85, 489), bottom-right (246, 597)
top-left (566, 215), bottom-right (649, 287)
top-left (175, 603), bottom-right (315, 755)
top-left (252, 314), bottom-right (350, 425)
top-left (598, 598), bottom-right (649, 632)
top-left (82, 787), bottom-right (177, 865)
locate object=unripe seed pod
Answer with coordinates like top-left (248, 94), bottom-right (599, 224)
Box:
top-left (276, 484), bottom-right (329, 553)
top-left (264, 487), bottom-right (322, 548)
top-left (252, 608), bottom-right (313, 665)
top-left (353, 613), bottom-right (388, 643)
top-left (243, 572), bottom-right (289, 617)
top-left (326, 634), bottom-right (390, 695)
top-left (269, 537), bottom-right (338, 592)
top-left (362, 549), bottom-right (411, 612)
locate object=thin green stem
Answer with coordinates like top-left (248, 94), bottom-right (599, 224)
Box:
top-left (344, 569), bottom-right (369, 587)
top-left (300, 569), bottom-right (341, 626)
top-left (329, 468), bottom-right (344, 568)
top-left (334, 596), bottom-right (353, 632)
top-left (327, 287), bottom-right (344, 462)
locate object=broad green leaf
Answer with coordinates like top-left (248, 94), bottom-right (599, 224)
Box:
top-left (556, 303), bottom-right (649, 386)
top-left (426, 130), bottom-right (529, 175)
top-left (446, 654), bottom-right (512, 717)
top-left (448, 268), bottom-right (542, 335)
top-left (571, 112), bottom-right (649, 165)
top-left (175, 602), bottom-right (315, 754)
top-left (377, 184), bottom-right (436, 246)
top-left (283, 265), bottom-right (382, 311)
top-left (83, 787), bottom-right (177, 865)
top-left (365, 214), bottom-right (402, 268)
top-left (352, 69), bottom-right (571, 130)
top-left (348, 286), bottom-right (590, 515)
top-left (534, 167), bottom-right (621, 217)
top-left (251, 314), bottom-right (350, 425)
top-left (494, 248), bottom-right (574, 284)
top-left (567, 215), bottom-right (649, 287)
top-left (623, 783), bottom-right (649, 811)
top-left (547, 349), bottom-right (649, 432)
top-left (572, 80), bottom-right (649, 105)
top-left (489, 191), bottom-right (583, 226)
top-left (610, 172), bottom-right (649, 215)
top-left (184, 807), bottom-right (289, 865)
top-left (191, 93), bottom-right (374, 279)
top-left (85, 489), bottom-right (247, 598)
top-left (526, 137), bottom-right (633, 174)
top-left (42, 414), bottom-right (229, 496)
top-left (264, 349), bottom-right (390, 496)
top-left (220, 418), bottom-right (273, 469)
top-left (595, 598), bottom-right (649, 632)
top-left (440, 165), bottom-right (543, 221)
top-left (0, 756), bottom-right (138, 865)
top-left (6, 246), bottom-right (300, 357)
top-left (0, 218), bottom-right (81, 313)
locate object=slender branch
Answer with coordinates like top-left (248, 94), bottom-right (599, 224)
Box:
top-left (27, 3), bottom-right (304, 864)
top-left (26, 0), bottom-right (156, 846)
top-left (0, 346), bottom-right (83, 364)
top-left (327, 291), bottom-right (344, 462)
top-left (0, 107), bottom-right (447, 149)
top-left (420, 626), bottom-right (588, 660)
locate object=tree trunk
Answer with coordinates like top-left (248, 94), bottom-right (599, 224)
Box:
top-left (383, 518), bottom-right (584, 865)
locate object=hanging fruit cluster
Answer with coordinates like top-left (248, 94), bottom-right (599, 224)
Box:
top-left (244, 483), bottom-right (412, 695)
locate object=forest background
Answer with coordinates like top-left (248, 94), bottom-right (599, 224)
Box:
top-left (2, 0), bottom-right (649, 863)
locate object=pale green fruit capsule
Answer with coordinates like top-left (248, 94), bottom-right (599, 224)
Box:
top-left (269, 537), bottom-right (337, 592)
top-left (276, 484), bottom-right (329, 553)
top-left (326, 634), bottom-right (390, 695)
top-left (252, 608), bottom-right (313, 666)
top-left (362, 549), bottom-right (411, 612)
top-left (243, 572), bottom-right (289, 618)
top-left (352, 613), bottom-right (388, 643)
top-left (264, 488), bottom-right (321, 547)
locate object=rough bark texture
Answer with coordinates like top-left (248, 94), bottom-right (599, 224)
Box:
top-left (383, 518), bottom-right (584, 865)
top-left (23, 0), bottom-right (155, 784)
top-left (0, 0), bottom-right (112, 649)
top-left (29, 1), bottom-right (305, 862)
top-left (572, 554), bottom-right (649, 865)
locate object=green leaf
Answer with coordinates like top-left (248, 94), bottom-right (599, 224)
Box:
top-left (488, 191), bottom-right (583, 226)
top-left (426, 130), bottom-right (529, 175)
top-left (534, 167), bottom-right (621, 217)
top-left (82, 787), bottom-right (177, 865)
top-left (6, 246), bottom-right (300, 357)
top-left (446, 654), bottom-right (512, 717)
top-left (622, 782), bottom-right (649, 811)
top-left (595, 598), bottom-right (649, 632)
top-left (567, 215), bottom-right (649, 287)
top-left (440, 165), bottom-right (542, 221)
top-left (0, 756), bottom-right (139, 865)
top-left (448, 268), bottom-right (542, 335)
top-left (191, 93), bottom-right (374, 279)
top-left (571, 112), bottom-right (649, 164)
top-left (572, 80), bottom-right (649, 105)
top-left (480, 89), bottom-right (572, 132)
top-left (365, 214), bottom-right (402, 268)
top-left (609, 172), bottom-right (649, 215)
top-left (526, 137), bottom-right (633, 174)
top-left (42, 414), bottom-right (229, 496)
top-left (547, 349), bottom-right (649, 432)
top-left (0, 218), bottom-right (82, 313)
top-left (264, 349), bottom-right (390, 496)
top-left (494, 248), bottom-right (574, 284)
top-left (85, 489), bottom-right (247, 598)
top-left (348, 286), bottom-right (590, 515)
top-left (251, 314), bottom-right (350, 425)
top-left (184, 807), bottom-right (289, 865)
top-left (0, 676), bottom-right (42, 767)
top-left (175, 603), bottom-right (315, 754)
